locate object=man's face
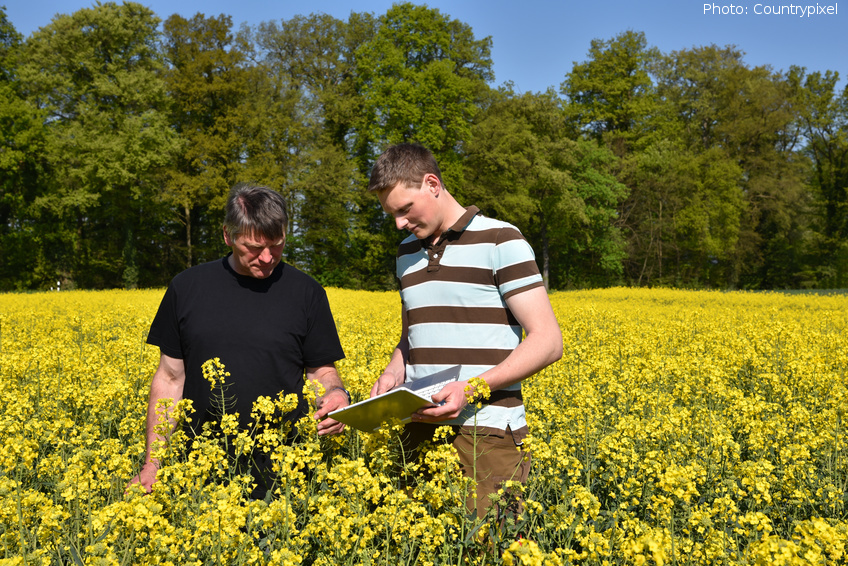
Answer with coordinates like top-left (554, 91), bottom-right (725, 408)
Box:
top-left (223, 228), bottom-right (285, 279)
top-left (378, 175), bottom-right (442, 241)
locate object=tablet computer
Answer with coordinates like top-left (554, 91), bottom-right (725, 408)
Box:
top-left (329, 365), bottom-right (461, 432)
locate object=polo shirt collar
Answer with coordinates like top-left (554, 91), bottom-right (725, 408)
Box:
top-left (423, 206), bottom-right (480, 272)
top-left (429, 205), bottom-right (480, 247)
top-left (451, 205), bottom-right (481, 234)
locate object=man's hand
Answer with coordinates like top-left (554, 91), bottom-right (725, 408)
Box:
top-left (306, 364), bottom-right (348, 435)
top-left (412, 380), bottom-right (470, 422)
top-left (126, 462), bottom-right (158, 495)
top-left (370, 370), bottom-right (404, 397)
top-left (314, 387), bottom-right (348, 435)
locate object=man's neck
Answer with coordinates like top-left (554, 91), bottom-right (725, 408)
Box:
top-left (428, 200), bottom-right (467, 245)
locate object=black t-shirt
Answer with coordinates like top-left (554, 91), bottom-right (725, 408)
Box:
top-left (146, 256), bottom-right (345, 432)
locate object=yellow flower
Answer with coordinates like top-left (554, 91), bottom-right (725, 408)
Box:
top-left (464, 376), bottom-right (491, 406)
top-left (2, 286), bottom-right (847, 564)
top-left (201, 357), bottom-right (230, 388)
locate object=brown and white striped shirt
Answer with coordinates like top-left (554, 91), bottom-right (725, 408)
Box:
top-left (397, 206), bottom-right (545, 434)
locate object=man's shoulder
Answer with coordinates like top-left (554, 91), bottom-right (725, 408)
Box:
top-left (280, 263), bottom-right (327, 290)
top-left (184, 257), bottom-right (226, 273)
top-left (466, 212), bottom-right (520, 233)
top-left (170, 257), bottom-right (226, 285)
top-left (458, 214), bottom-right (529, 249)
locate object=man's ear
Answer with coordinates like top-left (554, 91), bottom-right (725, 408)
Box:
top-left (222, 225), bottom-right (233, 246)
top-left (424, 173), bottom-right (441, 196)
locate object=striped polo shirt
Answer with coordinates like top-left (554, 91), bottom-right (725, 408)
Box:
top-left (397, 206), bottom-right (545, 433)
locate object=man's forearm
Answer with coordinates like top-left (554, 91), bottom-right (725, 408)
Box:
top-left (385, 310), bottom-right (410, 385)
top-left (479, 286), bottom-right (563, 392)
top-left (142, 353), bottom-right (187, 465)
top-left (307, 364), bottom-right (345, 395)
top-left (307, 364), bottom-right (349, 434)
top-left (477, 332), bottom-right (563, 392)
top-left (128, 354), bottom-right (185, 493)
top-left (384, 344), bottom-right (408, 384)
top-left (143, 376), bottom-right (184, 465)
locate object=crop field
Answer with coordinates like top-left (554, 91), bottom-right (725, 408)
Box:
top-left (0, 287), bottom-right (846, 565)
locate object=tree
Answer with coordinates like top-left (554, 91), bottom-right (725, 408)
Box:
top-left (653, 46), bottom-right (808, 287)
top-left (19, 2), bottom-right (179, 288)
top-left (0, 7), bottom-right (49, 290)
top-left (465, 88), bottom-right (628, 288)
top-left (354, 2), bottom-right (493, 183)
top-left (285, 141), bottom-right (363, 287)
top-left (339, 3), bottom-right (496, 288)
top-left (561, 30), bottom-right (660, 153)
top-left (0, 5), bottom-right (19, 80)
top-left (622, 141), bottom-right (745, 286)
top-left (251, 12), bottom-right (374, 285)
top-left (161, 12), bottom-right (266, 269)
top-left (253, 12), bottom-right (376, 151)
top-left (792, 68), bottom-right (848, 287)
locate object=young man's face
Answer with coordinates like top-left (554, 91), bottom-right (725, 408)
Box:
top-left (378, 174), bottom-right (443, 241)
top-left (223, 228), bottom-right (285, 279)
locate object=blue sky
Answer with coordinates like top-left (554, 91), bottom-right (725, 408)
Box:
top-left (6, 0), bottom-right (846, 93)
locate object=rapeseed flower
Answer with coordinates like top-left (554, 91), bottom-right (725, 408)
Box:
top-left (1, 287), bottom-right (847, 564)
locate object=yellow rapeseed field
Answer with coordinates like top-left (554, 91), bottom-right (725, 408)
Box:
top-left (0, 287), bottom-right (846, 565)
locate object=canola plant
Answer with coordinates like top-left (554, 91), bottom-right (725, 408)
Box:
top-left (0, 287), bottom-right (846, 565)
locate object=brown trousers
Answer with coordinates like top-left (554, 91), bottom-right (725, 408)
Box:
top-left (400, 423), bottom-right (531, 519)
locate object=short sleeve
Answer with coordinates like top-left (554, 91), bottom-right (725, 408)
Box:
top-left (301, 286), bottom-right (345, 368)
top-left (146, 283), bottom-right (184, 360)
top-left (493, 226), bottom-right (545, 300)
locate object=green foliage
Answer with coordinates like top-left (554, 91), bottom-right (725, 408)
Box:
top-left (161, 12), bottom-right (259, 269)
top-left (0, 51), bottom-right (48, 288)
top-left (562, 30), bottom-right (660, 144)
top-left (791, 68), bottom-right (848, 288)
top-left (565, 36), bottom-right (822, 289)
top-left (17, 2), bottom-right (180, 289)
top-left (354, 2), bottom-right (493, 185)
top-left (286, 142), bottom-right (362, 286)
top-left (466, 89), bottom-right (628, 289)
top-left (1, 3), bottom-right (845, 291)
top-left (0, 9), bottom-right (47, 290)
top-left (653, 46), bottom-right (811, 288)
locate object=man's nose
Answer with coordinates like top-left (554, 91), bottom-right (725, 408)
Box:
top-left (395, 216), bottom-right (407, 230)
top-left (258, 248), bottom-right (273, 263)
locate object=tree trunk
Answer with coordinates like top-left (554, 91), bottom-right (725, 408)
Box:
top-left (540, 215), bottom-right (550, 290)
top-left (185, 203), bottom-right (193, 269)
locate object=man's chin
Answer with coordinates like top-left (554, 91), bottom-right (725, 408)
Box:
top-left (251, 266), bottom-right (277, 278)
top-left (409, 226), bottom-right (429, 239)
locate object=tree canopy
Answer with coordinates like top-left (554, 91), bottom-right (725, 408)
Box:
top-left (1, 4), bottom-right (844, 291)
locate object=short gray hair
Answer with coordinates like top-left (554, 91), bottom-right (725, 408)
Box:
top-left (224, 183), bottom-right (288, 241)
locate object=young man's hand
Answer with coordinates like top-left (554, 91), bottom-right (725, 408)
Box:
top-left (413, 381), bottom-right (470, 422)
top-left (370, 370), bottom-right (404, 397)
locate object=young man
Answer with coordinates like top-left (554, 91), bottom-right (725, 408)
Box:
top-left (368, 143), bottom-right (563, 516)
top-left (129, 183), bottom-right (349, 498)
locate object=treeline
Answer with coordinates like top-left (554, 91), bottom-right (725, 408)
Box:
top-left (1, 2), bottom-right (846, 291)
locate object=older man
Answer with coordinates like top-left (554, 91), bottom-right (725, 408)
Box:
top-left (130, 183), bottom-right (349, 498)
